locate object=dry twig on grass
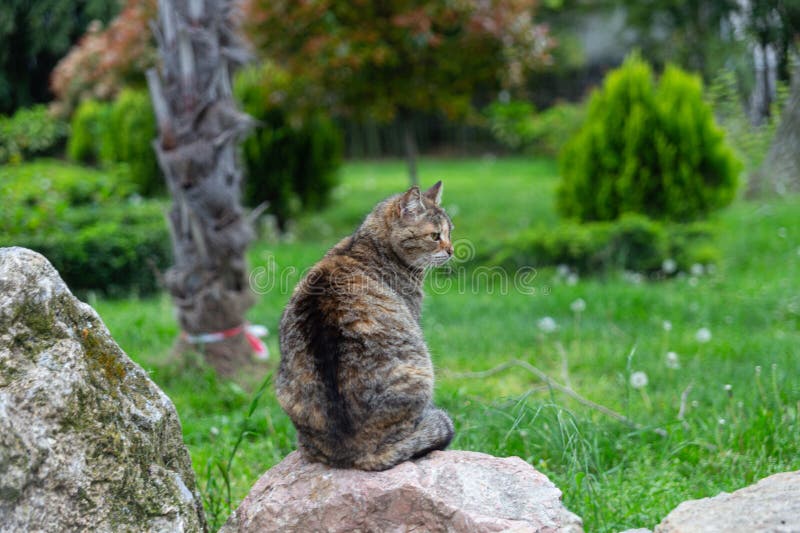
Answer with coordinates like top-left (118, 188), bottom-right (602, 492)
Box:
top-left (448, 358), bottom-right (668, 437)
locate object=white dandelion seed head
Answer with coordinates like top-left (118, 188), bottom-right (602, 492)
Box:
top-left (665, 351), bottom-right (680, 369)
top-left (723, 384), bottom-right (732, 391)
top-left (755, 365), bottom-right (762, 375)
top-left (210, 426), bottom-right (220, 436)
top-left (688, 276), bottom-right (699, 287)
top-left (623, 270), bottom-right (644, 284)
top-left (691, 400), bottom-right (699, 408)
top-left (718, 418), bottom-right (726, 425)
top-left (663, 320), bottom-right (673, 332)
top-left (662, 258), bottom-right (677, 274)
top-left (537, 316), bottom-right (557, 333)
top-left (696, 327), bottom-right (712, 343)
top-left (690, 263), bottom-right (705, 276)
top-left (557, 264), bottom-right (571, 277)
top-left (570, 298), bottom-right (586, 313)
top-left (566, 273), bottom-right (579, 286)
top-left (630, 371), bottom-right (649, 389)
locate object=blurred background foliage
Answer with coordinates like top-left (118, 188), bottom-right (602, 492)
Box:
top-left (0, 0), bottom-right (120, 114)
top-left (234, 63), bottom-right (343, 230)
top-left (1, 0), bottom-right (798, 294)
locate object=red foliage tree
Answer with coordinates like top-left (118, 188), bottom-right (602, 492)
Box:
top-left (242, 0), bottom-right (553, 183)
top-left (50, 0), bottom-right (156, 115)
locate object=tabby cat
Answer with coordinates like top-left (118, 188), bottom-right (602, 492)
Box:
top-left (276, 181), bottom-right (455, 471)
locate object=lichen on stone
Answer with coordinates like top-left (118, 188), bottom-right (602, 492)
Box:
top-left (0, 247), bottom-right (207, 532)
top-left (79, 327), bottom-right (127, 388)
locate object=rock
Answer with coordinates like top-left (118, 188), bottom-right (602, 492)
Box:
top-left (220, 449), bottom-right (583, 533)
top-left (0, 248), bottom-right (206, 532)
top-left (655, 470), bottom-right (800, 533)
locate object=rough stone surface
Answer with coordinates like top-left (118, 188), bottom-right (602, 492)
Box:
top-left (655, 470), bottom-right (800, 533)
top-left (0, 247), bottom-right (206, 532)
top-left (220, 449), bottom-right (584, 533)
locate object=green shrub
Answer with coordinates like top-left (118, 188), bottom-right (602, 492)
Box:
top-left (5, 202), bottom-right (170, 297)
top-left (485, 99), bottom-right (537, 151)
top-left (107, 89), bottom-right (162, 196)
top-left (3, 202), bottom-right (171, 297)
top-left (530, 103), bottom-right (586, 157)
top-left (67, 99), bottom-right (113, 164)
top-left (490, 214), bottom-right (717, 276)
top-left (1, 160), bottom-right (135, 236)
top-left (234, 63), bottom-right (343, 229)
top-left (0, 106), bottom-right (68, 164)
top-left (67, 90), bottom-right (162, 196)
top-left (558, 54), bottom-right (741, 222)
top-left (485, 100), bottom-right (585, 156)
top-left (1, 161), bottom-right (168, 296)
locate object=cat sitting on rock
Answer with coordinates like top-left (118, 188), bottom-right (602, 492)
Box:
top-left (277, 181), bottom-right (455, 471)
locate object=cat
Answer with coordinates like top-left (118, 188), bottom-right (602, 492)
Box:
top-left (276, 181), bottom-right (455, 471)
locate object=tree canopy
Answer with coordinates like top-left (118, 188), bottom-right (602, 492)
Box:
top-left (0, 0), bottom-right (118, 114)
top-left (243, 0), bottom-right (553, 122)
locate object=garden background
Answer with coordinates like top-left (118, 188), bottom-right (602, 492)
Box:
top-left (1, 1), bottom-right (799, 531)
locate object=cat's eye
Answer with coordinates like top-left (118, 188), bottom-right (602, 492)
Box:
top-left (430, 232), bottom-right (441, 241)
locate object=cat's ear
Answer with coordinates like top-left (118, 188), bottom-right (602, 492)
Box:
top-left (423, 180), bottom-right (443, 205)
top-left (399, 186), bottom-right (426, 219)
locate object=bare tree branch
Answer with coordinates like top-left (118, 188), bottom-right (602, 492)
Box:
top-left (448, 358), bottom-right (667, 436)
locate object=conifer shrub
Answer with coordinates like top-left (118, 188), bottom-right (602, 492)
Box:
top-left (107, 89), bottom-right (162, 196)
top-left (557, 54), bottom-right (740, 222)
top-left (67, 89), bottom-right (162, 196)
top-left (67, 99), bottom-right (111, 164)
top-left (234, 63), bottom-right (343, 230)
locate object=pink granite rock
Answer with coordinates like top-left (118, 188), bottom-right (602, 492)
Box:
top-left (220, 450), bottom-right (583, 533)
top-left (655, 470), bottom-right (800, 533)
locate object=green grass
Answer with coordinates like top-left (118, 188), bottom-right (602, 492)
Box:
top-left (92, 157), bottom-right (800, 532)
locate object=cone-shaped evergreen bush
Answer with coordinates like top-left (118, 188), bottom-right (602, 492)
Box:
top-left (558, 54), bottom-right (740, 222)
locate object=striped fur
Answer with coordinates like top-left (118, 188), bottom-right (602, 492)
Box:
top-left (276, 182), bottom-right (455, 470)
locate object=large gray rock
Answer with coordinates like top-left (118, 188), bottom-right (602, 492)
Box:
top-left (220, 450), bottom-right (583, 533)
top-left (0, 247), bottom-right (206, 532)
top-left (655, 470), bottom-right (800, 533)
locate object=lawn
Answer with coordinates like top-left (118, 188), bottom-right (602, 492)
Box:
top-left (93, 157), bottom-right (800, 532)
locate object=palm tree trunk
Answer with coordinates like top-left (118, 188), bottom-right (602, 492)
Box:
top-left (147, 0), bottom-right (258, 376)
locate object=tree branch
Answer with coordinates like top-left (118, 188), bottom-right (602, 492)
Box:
top-left (448, 358), bottom-right (667, 436)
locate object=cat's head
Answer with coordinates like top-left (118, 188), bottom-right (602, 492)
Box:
top-left (384, 181), bottom-right (454, 269)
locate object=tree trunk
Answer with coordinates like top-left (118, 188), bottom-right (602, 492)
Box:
top-left (400, 110), bottom-right (419, 186)
top-left (749, 75), bottom-right (800, 198)
top-left (147, 0), bottom-right (258, 376)
top-left (760, 42), bottom-right (772, 121)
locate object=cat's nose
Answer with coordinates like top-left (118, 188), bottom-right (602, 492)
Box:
top-left (445, 244), bottom-right (454, 256)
